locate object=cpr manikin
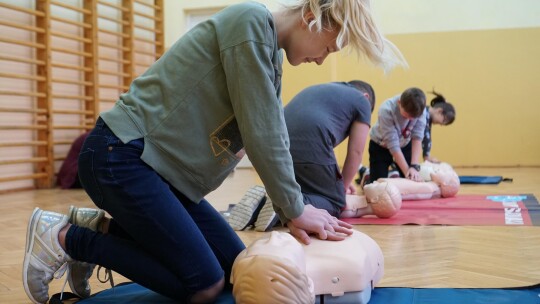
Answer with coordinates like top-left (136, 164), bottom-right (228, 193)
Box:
top-left (341, 161), bottom-right (460, 219)
top-left (340, 180), bottom-right (402, 219)
top-left (377, 161), bottom-right (460, 200)
top-left (231, 231), bottom-right (384, 304)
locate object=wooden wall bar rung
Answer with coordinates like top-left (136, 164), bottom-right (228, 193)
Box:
top-left (134, 24), bottom-right (161, 33)
top-left (0, 107), bottom-right (47, 114)
top-left (100, 83), bottom-right (129, 90)
top-left (54, 155), bottom-right (66, 161)
top-left (0, 2), bottom-right (44, 16)
top-left (0, 141), bottom-right (47, 148)
top-left (134, 62), bottom-right (150, 67)
top-left (134, 36), bottom-right (161, 45)
top-left (99, 69), bottom-right (131, 77)
top-left (51, 47), bottom-right (92, 57)
top-left (0, 125), bottom-right (47, 130)
top-left (0, 173), bottom-right (49, 183)
top-left (50, 1), bottom-right (91, 15)
top-left (0, 55), bottom-right (45, 65)
top-left (98, 1), bottom-right (129, 12)
top-left (98, 15), bottom-right (129, 25)
top-left (52, 62), bottom-right (93, 72)
top-left (0, 20), bottom-right (45, 33)
top-left (134, 0), bottom-right (160, 10)
top-left (52, 78), bottom-right (93, 86)
top-left (0, 90), bottom-right (46, 98)
top-left (54, 125), bottom-right (94, 130)
top-left (99, 28), bottom-right (130, 38)
top-left (99, 56), bottom-right (131, 64)
top-left (51, 31), bottom-right (92, 43)
top-left (0, 72), bottom-right (46, 82)
top-left (134, 11), bottom-right (161, 21)
top-left (99, 42), bottom-right (131, 51)
top-left (50, 16), bottom-right (91, 28)
top-left (0, 157), bottom-right (48, 166)
top-left (52, 109), bottom-right (94, 115)
top-left (51, 94), bottom-right (93, 101)
top-left (0, 37), bottom-right (45, 49)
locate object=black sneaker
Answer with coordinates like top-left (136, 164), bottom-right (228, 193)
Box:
top-left (355, 166), bottom-right (370, 187)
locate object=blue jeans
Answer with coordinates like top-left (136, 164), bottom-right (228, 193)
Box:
top-left (67, 117), bottom-right (245, 302)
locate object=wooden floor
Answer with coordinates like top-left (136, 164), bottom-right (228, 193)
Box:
top-left (1, 167), bottom-right (539, 303)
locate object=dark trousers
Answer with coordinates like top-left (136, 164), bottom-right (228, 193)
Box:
top-left (67, 117), bottom-right (245, 302)
top-left (368, 140), bottom-right (412, 183)
top-left (293, 162), bottom-right (345, 217)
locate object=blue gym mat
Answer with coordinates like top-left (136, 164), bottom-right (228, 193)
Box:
top-left (71, 283), bottom-right (540, 304)
top-left (459, 175), bottom-right (513, 184)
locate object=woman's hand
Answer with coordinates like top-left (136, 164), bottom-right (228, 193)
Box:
top-left (287, 205), bottom-right (353, 245)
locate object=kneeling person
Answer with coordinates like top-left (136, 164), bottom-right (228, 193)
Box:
top-left (285, 81), bottom-right (374, 217)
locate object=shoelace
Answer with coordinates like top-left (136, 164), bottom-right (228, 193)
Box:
top-left (53, 264), bottom-right (115, 302)
top-left (97, 266), bottom-right (115, 288)
top-left (55, 262), bottom-right (70, 301)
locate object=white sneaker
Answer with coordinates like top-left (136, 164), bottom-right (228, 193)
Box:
top-left (67, 206), bottom-right (105, 298)
top-left (23, 208), bottom-right (72, 304)
top-left (254, 198), bottom-right (279, 232)
top-left (227, 185), bottom-right (267, 231)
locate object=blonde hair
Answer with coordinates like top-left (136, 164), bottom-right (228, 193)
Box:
top-left (286, 0), bottom-right (408, 72)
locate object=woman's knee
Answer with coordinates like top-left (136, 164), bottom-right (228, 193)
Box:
top-left (190, 277), bottom-right (225, 304)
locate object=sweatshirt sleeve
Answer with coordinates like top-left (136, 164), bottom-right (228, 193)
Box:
top-left (379, 107), bottom-right (401, 152)
top-left (221, 41), bottom-right (304, 221)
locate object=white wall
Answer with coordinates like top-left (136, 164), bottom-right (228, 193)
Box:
top-left (166, 0), bottom-right (540, 47)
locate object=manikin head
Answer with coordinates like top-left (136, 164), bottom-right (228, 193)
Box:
top-left (231, 232), bottom-right (315, 304)
top-left (231, 231), bottom-right (385, 303)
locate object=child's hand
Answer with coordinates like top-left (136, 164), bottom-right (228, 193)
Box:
top-left (345, 183), bottom-right (357, 195)
top-left (407, 167), bottom-right (422, 181)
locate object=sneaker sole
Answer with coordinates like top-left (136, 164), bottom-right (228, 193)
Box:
top-left (22, 207), bottom-right (42, 304)
top-left (254, 201), bottom-right (279, 232)
top-left (227, 186), bottom-right (267, 231)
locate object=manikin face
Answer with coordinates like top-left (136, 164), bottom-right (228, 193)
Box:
top-left (285, 16), bottom-right (343, 66)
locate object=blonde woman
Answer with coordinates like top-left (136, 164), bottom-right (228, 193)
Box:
top-left (23, 1), bottom-right (406, 303)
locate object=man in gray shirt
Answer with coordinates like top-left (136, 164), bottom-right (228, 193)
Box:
top-left (285, 81), bottom-right (374, 217)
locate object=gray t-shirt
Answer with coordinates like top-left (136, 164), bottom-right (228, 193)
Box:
top-left (369, 95), bottom-right (426, 152)
top-left (284, 82), bottom-right (371, 165)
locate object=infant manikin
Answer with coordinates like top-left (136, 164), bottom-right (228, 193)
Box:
top-left (231, 231), bottom-right (384, 304)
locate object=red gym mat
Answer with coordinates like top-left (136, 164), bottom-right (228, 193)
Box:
top-left (342, 194), bottom-right (540, 226)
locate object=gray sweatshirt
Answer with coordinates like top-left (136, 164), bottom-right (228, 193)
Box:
top-left (100, 2), bottom-right (304, 221)
top-left (369, 95), bottom-right (426, 152)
